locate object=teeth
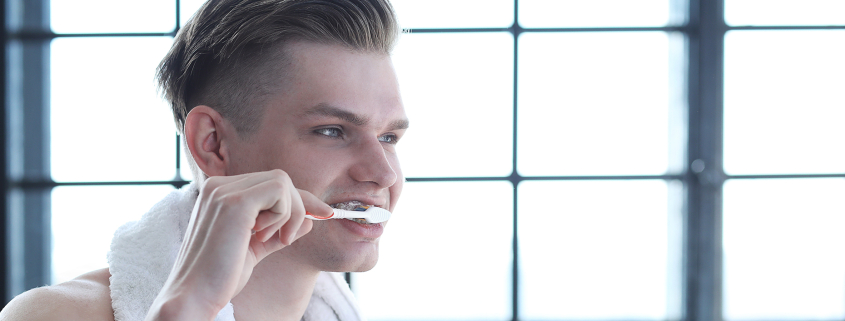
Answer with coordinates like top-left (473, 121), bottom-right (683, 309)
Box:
top-left (332, 201), bottom-right (377, 224)
top-left (330, 200), bottom-right (366, 211)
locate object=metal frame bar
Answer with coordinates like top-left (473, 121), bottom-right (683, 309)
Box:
top-left (686, 0), bottom-right (727, 320)
top-left (510, 2), bottom-right (522, 318)
top-left (5, 0), bottom-right (53, 304)
top-left (0, 0), bottom-right (7, 307)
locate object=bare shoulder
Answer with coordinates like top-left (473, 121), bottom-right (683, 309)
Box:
top-left (0, 268), bottom-right (114, 321)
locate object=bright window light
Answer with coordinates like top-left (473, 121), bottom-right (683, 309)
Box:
top-left (391, 0), bottom-right (514, 29)
top-left (723, 178), bottom-right (845, 320)
top-left (725, 0), bottom-right (845, 26)
top-left (519, 0), bottom-right (671, 28)
top-left (518, 180), bottom-right (682, 319)
top-left (50, 37), bottom-right (177, 182)
top-left (518, 32), bottom-right (672, 176)
top-left (724, 30), bottom-right (845, 175)
top-left (50, 0), bottom-right (175, 33)
top-left (393, 32), bottom-right (514, 177)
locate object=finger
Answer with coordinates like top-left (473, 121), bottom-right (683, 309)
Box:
top-left (257, 186), bottom-right (301, 243)
top-left (254, 210), bottom-right (289, 243)
top-left (235, 173), bottom-right (294, 232)
top-left (281, 189), bottom-right (324, 244)
top-left (278, 188), bottom-right (307, 245)
top-left (289, 218), bottom-right (313, 244)
top-left (253, 182), bottom-right (290, 231)
top-left (299, 189), bottom-right (333, 217)
top-left (250, 230), bottom-right (285, 262)
top-left (217, 170), bottom-right (295, 220)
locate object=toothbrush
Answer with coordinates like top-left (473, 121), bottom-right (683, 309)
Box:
top-left (305, 205), bottom-right (391, 223)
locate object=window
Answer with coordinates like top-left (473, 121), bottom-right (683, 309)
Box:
top-left (721, 1), bottom-right (845, 319)
top-left (4, 0), bottom-right (844, 320)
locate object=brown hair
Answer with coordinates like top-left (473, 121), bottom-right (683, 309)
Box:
top-left (157, 0), bottom-right (400, 136)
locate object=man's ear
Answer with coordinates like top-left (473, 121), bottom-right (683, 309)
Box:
top-left (184, 106), bottom-right (231, 177)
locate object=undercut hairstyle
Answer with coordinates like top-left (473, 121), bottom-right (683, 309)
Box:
top-left (157, 0), bottom-right (400, 137)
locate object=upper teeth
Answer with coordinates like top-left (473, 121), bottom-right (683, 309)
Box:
top-left (330, 200), bottom-right (367, 210)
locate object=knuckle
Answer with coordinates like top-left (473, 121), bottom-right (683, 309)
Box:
top-left (269, 178), bottom-right (287, 191)
top-left (270, 169), bottom-right (290, 182)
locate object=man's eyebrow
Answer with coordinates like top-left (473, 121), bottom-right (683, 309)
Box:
top-left (303, 103), bottom-right (410, 130)
top-left (302, 103), bottom-right (369, 126)
top-left (389, 119), bottom-right (410, 131)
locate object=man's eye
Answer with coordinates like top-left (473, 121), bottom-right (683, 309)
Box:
top-left (379, 134), bottom-right (398, 144)
top-left (315, 127), bottom-right (343, 138)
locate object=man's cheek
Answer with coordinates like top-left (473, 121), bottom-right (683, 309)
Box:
top-left (388, 181), bottom-right (403, 212)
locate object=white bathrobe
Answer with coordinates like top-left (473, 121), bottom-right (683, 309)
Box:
top-left (107, 182), bottom-right (365, 321)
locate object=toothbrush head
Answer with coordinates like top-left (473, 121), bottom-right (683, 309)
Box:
top-left (343, 206), bottom-right (390, 223)
top-left (305, 204), bottom-right (391, 223)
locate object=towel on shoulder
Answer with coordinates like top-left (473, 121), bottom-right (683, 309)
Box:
top-left (107, 183), bottom-right (365, 321)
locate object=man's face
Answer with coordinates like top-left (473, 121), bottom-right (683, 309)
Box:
top-left (227, 41), bottom-right (407, 272)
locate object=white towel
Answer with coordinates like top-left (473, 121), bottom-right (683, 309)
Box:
top-left (108, 182), bottom-right (365, 321)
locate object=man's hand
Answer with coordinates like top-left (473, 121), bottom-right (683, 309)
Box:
top-left (146, 170), bottom-right (332, 321)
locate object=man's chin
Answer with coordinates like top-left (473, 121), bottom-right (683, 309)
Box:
top-left (351, 258), bottom-right (378, 272)
top-left (312, 246), bottom-right (378, 273)
top-left (326, 254), bottom-right (379, 273)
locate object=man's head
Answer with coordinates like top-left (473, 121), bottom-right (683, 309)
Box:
top-left (158, 0), bottom-right (400, 180)
top-left (157, 0), bottom-right (407, 272)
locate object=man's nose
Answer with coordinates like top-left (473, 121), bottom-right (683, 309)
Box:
top-left (348, 137), bottom-right (398, 188)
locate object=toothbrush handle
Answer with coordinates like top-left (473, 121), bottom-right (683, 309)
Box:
top-left (304, 209), bottom-right (353, 220)
top-left (305, 210), bottom-right (334, 220)
top-left (330, 209), bottom-right (354, 219)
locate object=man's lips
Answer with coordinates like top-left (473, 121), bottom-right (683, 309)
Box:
top-left (337, 218), bottom-right (384, 239)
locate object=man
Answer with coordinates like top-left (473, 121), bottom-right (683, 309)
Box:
top-left (0, 0), bottom-right (406, 320)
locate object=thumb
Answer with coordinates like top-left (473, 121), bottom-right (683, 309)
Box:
top-left (298, 189), bottom-right (333, 217)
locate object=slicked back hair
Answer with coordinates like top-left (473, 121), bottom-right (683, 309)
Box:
top-left (157, 0), bottom-right (400, 137)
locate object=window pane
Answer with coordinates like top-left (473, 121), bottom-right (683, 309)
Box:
top-left (393, 33), bottom-right (513, 177)
top-left (723, 178), bottom-right (845, 320)
top-left (392, 0), bottom-right (513, 29)
top-left (353, 181), bottom-right (513, 320)
top-left (180, 0), bottom-right (207, 27)
top-left (518, 32), bottom-right (672, 176)
top-left (519, 0), bottom-right (671, 28)
top-left (51, 185), bottom-right (175, 284)
top-left (51, 0), bottom-right (175, 33)
top-left (183, 0), bottom-right (515, 29)
top-left (724, 30), bottom-right (845, 175)
top-left (51, 37), bottom-right (177, 182)
top-left (519, 180), bottom-right (682, 319)
top-left (725, 0), bottom-right (845, 26)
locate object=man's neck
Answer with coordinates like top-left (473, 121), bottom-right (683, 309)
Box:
top-left (231, 250), bottom-right (321, 321)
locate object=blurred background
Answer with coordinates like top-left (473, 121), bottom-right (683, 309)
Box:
top-left (3, 0), bottom-right (845, 320)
